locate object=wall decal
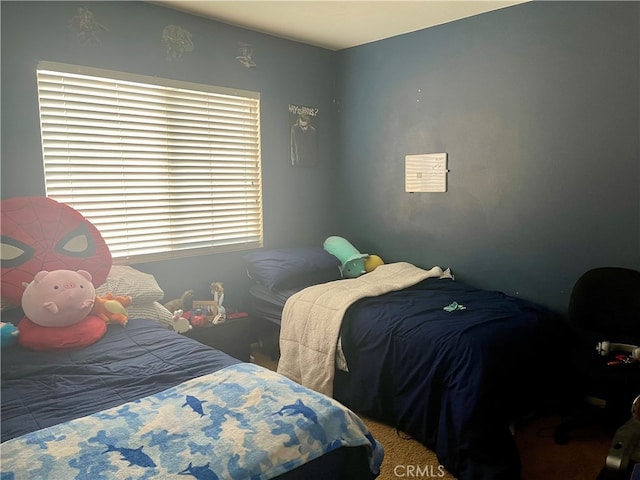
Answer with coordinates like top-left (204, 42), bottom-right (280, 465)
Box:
top-left (162, 25), bottom-right (194, 61)
top-left (236, 43), bottom-right (256, 68)
top-left (68, 7), bottom-right (108, 45)
top-left (289, 104), bottom-right (318, 167)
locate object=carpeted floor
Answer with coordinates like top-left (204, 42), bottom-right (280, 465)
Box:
top-left (358, 413), bottom-right (613, 480)
top-left (360, 414), bottom-right (456, 479)
top-left (250, 346), bottom-right (614, 480)
top-left (516, 414), bottom-right (613, 480)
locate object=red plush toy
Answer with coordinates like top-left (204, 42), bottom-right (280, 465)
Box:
top-left (1, 196), bottom-right (115, 351)
top-left (18, 316), bottom-right (107, 352)
top-left (1, 196), bottom-right (112, 305)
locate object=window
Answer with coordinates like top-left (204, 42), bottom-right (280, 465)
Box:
top-left (36, 61), bottom-right (263, 264)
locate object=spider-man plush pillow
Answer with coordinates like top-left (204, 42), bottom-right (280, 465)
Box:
top-left (1, 196), bottom-right (113, 350)
top-left (1, 196), bottom-right (112, 305)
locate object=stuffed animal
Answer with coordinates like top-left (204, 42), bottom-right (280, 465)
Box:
top-left (91, 293), bottom-right (132, 326)
top-left (365, 254), bottom-right (385, 272)
top-left (19, 269), bottom-right (108, 351)
top-left (18, 316), bottom-right (107, 352)
top-left (164, 289), bottom-right (194, 314)
top-left (0, 322), bottom-right (19, 347)
top-left (171, 309), bottom-right (192, 333)
top-left (210, 282), bottom-right (226, 324)
top-left (21, 269), bottom-right (96, 327)
top-left (323, 236), bottom-right (369, 278)
top-left (1, 197), bottom-right (114, 352)
top-left (1, 196), bottom-right (112, 306)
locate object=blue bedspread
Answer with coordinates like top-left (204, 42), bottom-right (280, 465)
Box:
top-left (1, 363), bottom-right (383, 480)
top-left (1, 319), bottom-right (239, 442)
top-left (335, 277), bottom-right (567, 480)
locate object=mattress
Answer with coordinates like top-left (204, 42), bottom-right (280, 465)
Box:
top-left (248, 283), bottom-right (303, 325)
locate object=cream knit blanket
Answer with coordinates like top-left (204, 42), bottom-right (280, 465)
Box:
top-left (277, 262), bottom-right (448, 397)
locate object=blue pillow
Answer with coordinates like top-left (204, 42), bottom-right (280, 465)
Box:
top-left (244, 247), bottom-right (341, 290)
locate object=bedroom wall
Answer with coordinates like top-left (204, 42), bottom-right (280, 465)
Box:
top-left (335, 1), bottom-right (640, 313)
top-left (2, 1), bottom-right (638, 315)
top-left (0, 1), bottom-right (339, 305)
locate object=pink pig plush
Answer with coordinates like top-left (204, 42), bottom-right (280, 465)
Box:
top-left (21, 269), bottom-right (96, 327)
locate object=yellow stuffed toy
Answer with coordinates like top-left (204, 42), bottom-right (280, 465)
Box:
top-left (91, 293), bottom-right (132, 326)
top-left (365, 254), bottom-right (385, 272)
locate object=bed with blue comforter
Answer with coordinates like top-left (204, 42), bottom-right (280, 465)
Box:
top-left (0, 318), bottom-right (383, 479)
top-left (333, 276), bottom-right (565, 480)
top-left (245, 254), bottom-right (567, 480)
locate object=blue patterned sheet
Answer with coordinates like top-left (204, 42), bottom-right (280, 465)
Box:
top-left (1, 363), bottom-right (383, 480)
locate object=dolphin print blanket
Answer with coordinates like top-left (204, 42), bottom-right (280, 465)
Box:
top-left (1, 363), bottom-right (383, 480)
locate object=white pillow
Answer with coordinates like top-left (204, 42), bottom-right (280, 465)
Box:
top-left (126, 301), bottom-right (174, 328)
top-left (95, 265), bottom-right (165, 303)
top-left (95, 266), bottom-right (174, 327)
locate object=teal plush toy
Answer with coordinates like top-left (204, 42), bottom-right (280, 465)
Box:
top-left (323, 236), bottom-right (369, 278)
top-left (1, 321), bottom-right (19, 348)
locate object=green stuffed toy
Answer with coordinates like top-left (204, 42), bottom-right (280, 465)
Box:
top-left (323, 236), bottom-right (370, 278)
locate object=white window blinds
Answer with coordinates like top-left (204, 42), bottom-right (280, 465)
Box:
top-left (36, 61), bottom-right (263, 264)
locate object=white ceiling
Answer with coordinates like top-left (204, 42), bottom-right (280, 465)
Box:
top-left (153, 1), bottom-right (527, 51)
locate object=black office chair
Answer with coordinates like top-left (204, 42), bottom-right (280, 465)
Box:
top-left (554, 267), bottom-right (640, 445)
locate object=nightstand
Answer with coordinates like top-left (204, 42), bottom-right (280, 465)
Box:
top-left (182, 315), bottom-right (254, 362)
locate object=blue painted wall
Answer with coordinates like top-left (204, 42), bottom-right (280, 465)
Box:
top-left (2, 1), bottom-right (638, 313)
top-left (1, 1), bottom-right (339, 305)
top-left (335, 1), bottom-right (640, 312)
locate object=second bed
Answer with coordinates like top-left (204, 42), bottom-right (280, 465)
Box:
top-left (245, 249), bottom-right (567, 480)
